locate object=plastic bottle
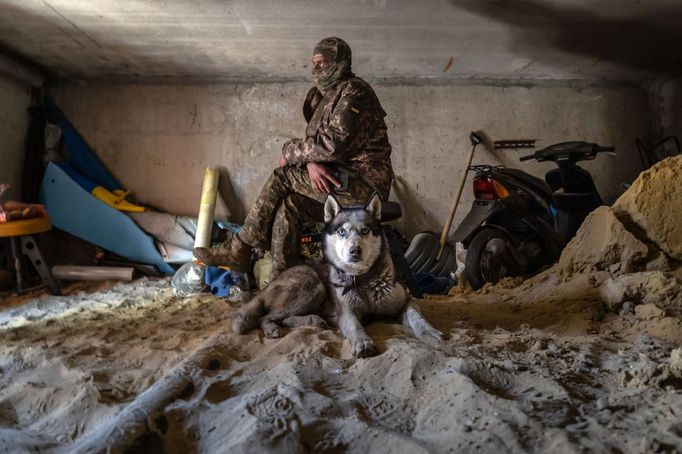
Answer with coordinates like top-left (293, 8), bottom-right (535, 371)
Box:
top-left (171, 262), bottom-right (207, 296)
top-left (226, 271), bottom-right (251, 302)
top-left (253, 254), bottom-right (273, 290)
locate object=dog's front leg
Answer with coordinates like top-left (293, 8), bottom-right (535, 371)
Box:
top-left (401, 300), bottom-right (443, 341)
top-left (338, 308), bottom-right (377, 358)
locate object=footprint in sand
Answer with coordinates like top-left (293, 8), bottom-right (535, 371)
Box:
top-left (90, 370), bottom-right (132, 404)
top-left (312, 429), bottom-right (345, 452)
top-left (357, 393), bottom-right (415, 434)
top-left (246, 388), bottom-right (298, 439)
top-left (205, 378), bottom-right (233, 404)
top-left (465, 363), bottom-right (520, 400)
top-left (0, 401), bottom-right (18, 427)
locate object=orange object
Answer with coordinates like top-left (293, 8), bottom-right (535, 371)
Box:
top-left (0, 201), bottom-right (47, 223)
top-left (0, 215), bottom-right (52, 238)
top-left (0, 214), bottom-right (60, 295)
top-left (493, 180), bottom-right (510, 199)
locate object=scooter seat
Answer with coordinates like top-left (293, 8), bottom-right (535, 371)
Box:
top-left (497, 168), bottom-right (554, 203)
top-left (381, 200), bottom-right (402, 222)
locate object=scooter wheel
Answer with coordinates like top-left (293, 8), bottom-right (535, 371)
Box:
top-left (464, 228), bottom-right (513, 290)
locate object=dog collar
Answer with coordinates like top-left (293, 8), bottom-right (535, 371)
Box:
top-left (332, 261), bottom-right (391, 296)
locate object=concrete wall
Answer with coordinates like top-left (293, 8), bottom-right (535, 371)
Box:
top-left (652, 77), bottom-right (682, 139)
top-left (0, 73), bottom-right (31, 201)
top-left (50, 81), bottom-right (650, 238)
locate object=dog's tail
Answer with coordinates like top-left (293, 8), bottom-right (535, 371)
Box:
top-left (231, 294), bottom-right (266, 334)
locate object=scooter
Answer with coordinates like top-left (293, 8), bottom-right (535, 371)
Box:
top-left (452, 140), bottom-right (614, 290)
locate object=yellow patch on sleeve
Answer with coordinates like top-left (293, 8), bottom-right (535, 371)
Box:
top-left (350, 107), bottom-right (360, 114)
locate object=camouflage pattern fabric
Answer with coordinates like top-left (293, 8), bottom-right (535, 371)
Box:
top-left (269, 194), bottom-right (321, 278)
top-left (311, 36), bottom-right (353, 92)
top-left (238, 36), bottom-right (393, 279)
top-left (238, 166), bottom-right (376, 277)
top-left (281, 77), bottom-right (394, 201)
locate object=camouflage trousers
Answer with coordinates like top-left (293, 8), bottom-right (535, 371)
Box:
top-left (238, 165), bottom-right (376, 277)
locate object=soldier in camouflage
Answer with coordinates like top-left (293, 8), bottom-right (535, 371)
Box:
top-left (193, 37), bottom-right (394, 279)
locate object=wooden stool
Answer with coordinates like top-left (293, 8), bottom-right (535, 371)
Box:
top-left (0, 215), bottom-right (61, 295)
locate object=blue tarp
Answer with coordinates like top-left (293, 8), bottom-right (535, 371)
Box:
top-left (44, 97), bottom-right (123, 192)
top-left (54, 161), bottom-right (98, 192)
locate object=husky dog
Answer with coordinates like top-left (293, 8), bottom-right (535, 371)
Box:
top-left (232, 194), bottom-right (443, 357)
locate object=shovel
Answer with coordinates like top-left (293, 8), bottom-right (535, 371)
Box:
top-left (437, 131), bottom-right (483, 260)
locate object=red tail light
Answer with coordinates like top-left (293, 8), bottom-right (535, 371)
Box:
top-left (473, 176), bottom-right (497, 200)
top-left (473, 176), bottom-right (510, 200)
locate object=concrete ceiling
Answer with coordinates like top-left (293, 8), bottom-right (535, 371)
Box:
top-left (1, 0), bottom-right (681, 83)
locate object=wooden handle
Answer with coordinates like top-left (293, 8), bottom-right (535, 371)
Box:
top-left (437, 144), bottom-right (477, 259)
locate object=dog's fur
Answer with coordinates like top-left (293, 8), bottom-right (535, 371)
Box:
top-left (232, 194), bottom-right (442, 357)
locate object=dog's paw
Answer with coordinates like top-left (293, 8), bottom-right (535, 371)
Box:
top-left (423, 326), bottom-right (444, 341)
top-left (264, 327), bottom-right (282, 338)
top-left (303, 315), bottom-right (328, 328)
top-left (414, 322), bottom-right (444, 342)
top-left (261, 321), bottom-right (283, 339)
top-left (352, 338), bottom-right (378, 358)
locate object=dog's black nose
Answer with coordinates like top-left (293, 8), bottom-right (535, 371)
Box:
top-left (349, 246), bottom-right (362, 258)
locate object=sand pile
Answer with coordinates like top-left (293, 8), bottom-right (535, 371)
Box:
top-left (613, 155), bottom-right (682, 261)
top-left (496, 155), bottom-right (682, 317)
top-left (0, 157), bottom-right (681, 453)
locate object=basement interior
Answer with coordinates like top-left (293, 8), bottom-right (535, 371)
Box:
top-left (0, 1), bottom-right (681, 452)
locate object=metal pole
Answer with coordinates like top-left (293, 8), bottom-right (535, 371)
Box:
top-left (10, 237), bottom-right (23, 291)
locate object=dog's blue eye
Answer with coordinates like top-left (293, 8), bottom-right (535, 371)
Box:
top-left (361, 228), bottom-right (370, 235)
top-left (337, 228), bottom-right (346, 236)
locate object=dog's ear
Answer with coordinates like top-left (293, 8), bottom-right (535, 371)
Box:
top-left (365, 193), bottom-right (382, 221)
top-left (324, 194), bottom-right (342, 222)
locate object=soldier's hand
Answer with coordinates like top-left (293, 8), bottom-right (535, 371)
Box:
top-left (307, 162), bottom-right (340, 193)
top-left (279, 155), bottom-right (287, 167)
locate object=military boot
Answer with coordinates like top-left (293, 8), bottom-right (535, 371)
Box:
top-left (193, 233), bottom-right (253, 271)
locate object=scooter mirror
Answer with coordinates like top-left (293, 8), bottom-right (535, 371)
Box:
top-left (470, 131), bottom-right (483, 146)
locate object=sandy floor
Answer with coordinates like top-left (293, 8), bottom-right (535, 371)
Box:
top-left (0, 157), bottom-right (680, 453)
top-left (0, 275), bottom-right (680, 453)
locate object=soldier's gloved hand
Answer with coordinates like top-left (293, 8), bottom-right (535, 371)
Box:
top-left (307, 162), bottom-right (340, 193)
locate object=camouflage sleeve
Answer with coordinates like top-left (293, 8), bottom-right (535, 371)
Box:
top-left (303, 87), bottom-right (322, 123)
top-left (282, 83), bottom-right (366, 165)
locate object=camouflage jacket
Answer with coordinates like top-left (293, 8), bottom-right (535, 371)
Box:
top-left (281, 77), bottom-right (394, 200)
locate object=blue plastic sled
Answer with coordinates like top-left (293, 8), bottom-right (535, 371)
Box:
top-left (40, 162), bottom-right (174, 275)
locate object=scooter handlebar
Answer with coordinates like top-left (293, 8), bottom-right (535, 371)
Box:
top-left (519, 143), bottom-right (615, 163)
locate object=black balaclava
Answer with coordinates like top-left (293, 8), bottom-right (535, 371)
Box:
top-left (312, 37), bottom-right (354, 92)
